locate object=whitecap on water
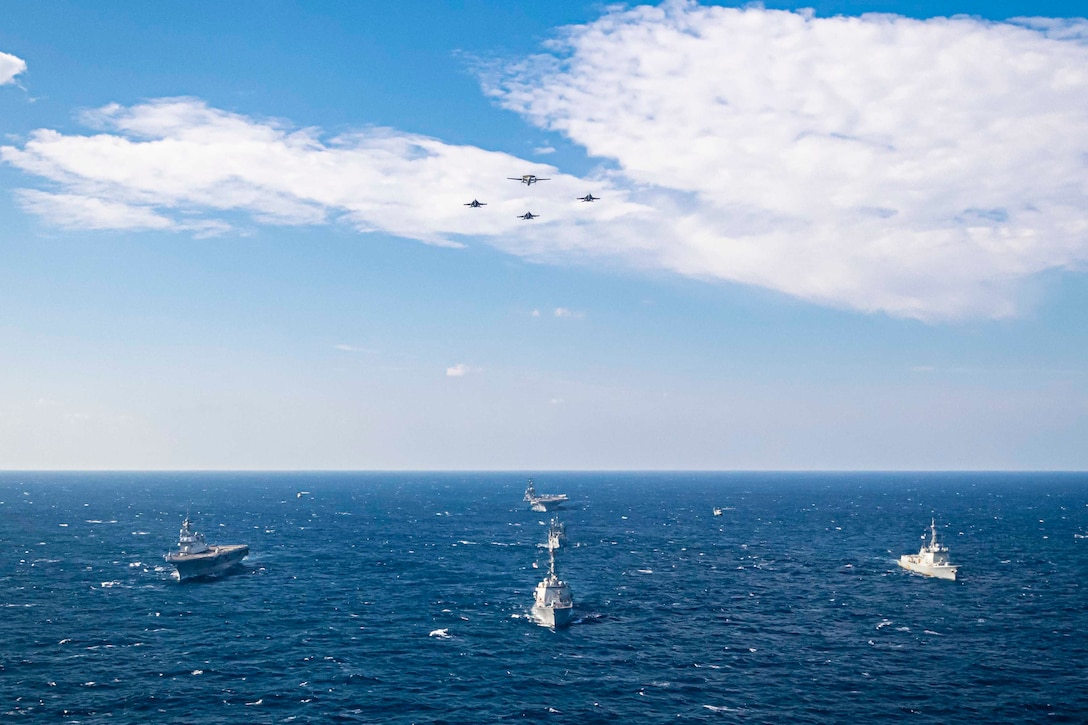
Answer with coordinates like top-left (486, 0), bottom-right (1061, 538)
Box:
top-left (428, 628), bottom-right (451, 639)
top-left (99, 581), bottom-right (121, 588)
top-left (191, 670), bottom-right (203, 676)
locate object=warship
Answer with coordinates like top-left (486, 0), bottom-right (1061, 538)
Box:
top-left (898, 519), bottom-right (958, 581)
top-left (524, 478), bottom-right (569, 512)
top-left (164, 517), bottom-right (249, 581)
top-left (546, 516), bottom-right (565, 550)
top-left (532, 517), bottom-right (574, 628)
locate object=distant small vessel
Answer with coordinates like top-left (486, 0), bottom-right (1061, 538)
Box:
top-left (524, 478), bottom-right (569, 512)
top-left (164, 517), bottom-right (249, 581)
top-left (532, 517), bottom-right (574, 629)
top-left (713, 507), bottom-right (723, 516)
top-left (898, 519), bottom-right (958, 581)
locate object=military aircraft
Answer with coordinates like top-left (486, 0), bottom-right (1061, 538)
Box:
top-left (464, 199), bottom-right (487, 208)
top-left (577, 194), bottom-right (599, 202)
top-left (517, 211), bottom-right (539, 220)
top-left (508, 174), bottom-right (550, 186)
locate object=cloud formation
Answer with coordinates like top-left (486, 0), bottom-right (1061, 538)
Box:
top-left (1, 99), bottom-right (615, 247)
top-left (446, 363), bottom-right (482, 377)
top-left (487, 4), bottom-right (1088, 319)
top-left (3, 5), bottom-right (1088, 320)
top-left (0, 51), bottom-right (27, 85)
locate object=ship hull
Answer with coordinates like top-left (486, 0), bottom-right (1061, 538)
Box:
top-left (167, 544), bottom-right (249, 581)
top-left (898, 556), bottom-right (957, 581)
top-left (532, 603), bottom-right (574, 629)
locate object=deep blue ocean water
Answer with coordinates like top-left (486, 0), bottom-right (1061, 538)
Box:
top-left (1, 472), bottom-right (1086, 723)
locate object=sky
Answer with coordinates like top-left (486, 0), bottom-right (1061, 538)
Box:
top-left (1, 0), bottom-right (1086, 471)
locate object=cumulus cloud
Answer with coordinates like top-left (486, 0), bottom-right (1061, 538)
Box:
top-left (446, 363), bottom-right (482, 377)
top-left (4, 5), bottom-right (1088, 321)
top-left (485, 3), bottom-right (1088, 319)
top-left (1, 98), bottom-right (627, 247)
top-left (0, 51), bottom-right (26, 86)
top-left (553, 307), bottom-right (584, 318)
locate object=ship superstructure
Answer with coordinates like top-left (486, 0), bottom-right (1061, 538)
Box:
top-left (164, 517), bottom-right (249, 581)
top-left (898, 519), bottom-right (958, 581)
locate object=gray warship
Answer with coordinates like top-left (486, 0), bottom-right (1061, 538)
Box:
top-left (531, 517), bottom-right (574, 628)
top-left (898, 518), bottom-right (958, 581)
top-left (164, 517), bottom-right (249, 581)
top-left (524, 478), bottom-right (569, 512)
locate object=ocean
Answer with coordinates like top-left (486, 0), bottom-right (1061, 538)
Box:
top-left (1, 472), bottom-right (1086, 723)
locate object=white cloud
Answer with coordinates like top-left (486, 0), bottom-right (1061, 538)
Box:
top-left (553, 307), bottom-right (584, 319)
top-left (446, 363), bottom-right (482, 377)
top-left (0, 98), bottom-right (620, 248)
top-left (484, 4), bottom-right (1088, 319)
top-left (0, 51), bottom-right (26, 86)
top-left (3, 6), bottom-right (1088, 321)
top-left (16, 189), bottom-right (176, 231)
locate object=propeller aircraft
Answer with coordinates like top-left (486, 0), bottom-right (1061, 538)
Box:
top-left (508, 174), bottom-right (550, 186)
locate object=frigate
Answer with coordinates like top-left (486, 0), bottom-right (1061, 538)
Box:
top-left (164, 517), bottom-right (249, 581)
top-left (898, 519), bottom-right (958, 581)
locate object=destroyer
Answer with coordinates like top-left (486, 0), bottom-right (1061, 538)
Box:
top-left (898, 519), bottom-right (958, 581)
top-left (164, 517), bottom-right (249, 581)
top-left (532, 517), bottom-right (574, 628)
top-left (524, 478), bottom-right (569, 512)
top-left (545, 516), bottom-right (565, 550)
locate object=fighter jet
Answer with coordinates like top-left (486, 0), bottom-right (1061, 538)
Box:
top-left (517, 211), bottom-right (539, 220)
top-left (577, 194), bottom-right (599, 202)
top-left (508, 174), bottom-right (550, 186)
top-left (464, 199), bottom-right (487, 208)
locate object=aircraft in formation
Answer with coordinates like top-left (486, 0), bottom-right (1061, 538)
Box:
top-left (464, 176), bottom-right (599, 219)
top-left (508, 174), bottom-right (550, 186)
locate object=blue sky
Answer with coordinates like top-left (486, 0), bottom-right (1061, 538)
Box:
top-left (1, 1), bottom-right (1086, 470)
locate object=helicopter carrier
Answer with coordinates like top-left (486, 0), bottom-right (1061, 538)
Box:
top-left (523, 478), bottom-right (569, 512)
top-left (164, 517), bottom-right (249, 581)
